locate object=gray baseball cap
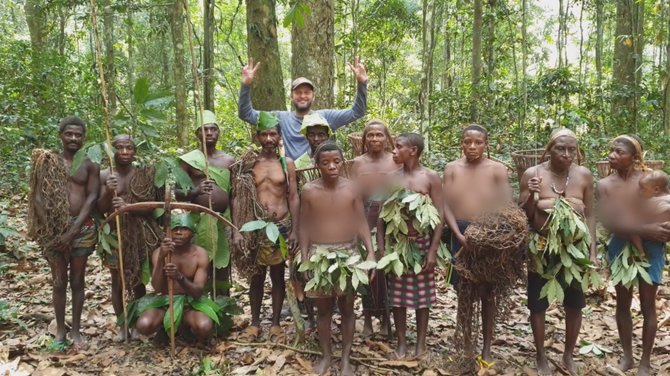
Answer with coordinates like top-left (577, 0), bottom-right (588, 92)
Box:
top-left (291, 77), bottom-right (315, 91)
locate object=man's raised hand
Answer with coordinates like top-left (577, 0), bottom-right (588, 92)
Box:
top-left (348, 58), bottom-right (367, 83)
top-left (241, 58), bottom-right (261, 86)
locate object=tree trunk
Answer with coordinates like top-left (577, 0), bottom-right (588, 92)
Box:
top-left (612, 0), bottom-right (643, 132)
top-left (471, 0), bottom-right (483, 121)
top-left (203, 0), bottom-right (215, 110)
top-left (595, 0), bottom-right (604, 132)
top-left (170, 0), bottom-right (189, 146)
top-left (664, 4), bottom-right (670, 134)
top-left (484, 0), bottom-right (496, 82)
top-left (126, 5), bottom-right (135, 120)
top-left (24, 0), bottom-right (47, 54)
top-left (420, 0), bottom-right (437, 151)
top-left (102, 0), bottom-right (116, 112)
top-left (246, 0), bottom-right (286, 110)
top-left (291, 0), bottom-right (335, 109)
top-left (521, 0), bottom-right (528, 135)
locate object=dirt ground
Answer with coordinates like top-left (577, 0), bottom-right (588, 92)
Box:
top-left (2, 197), bottom-right (670, 376)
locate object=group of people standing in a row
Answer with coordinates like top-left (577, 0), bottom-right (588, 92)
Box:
top-left (28, 59), bottom-right (670, 376)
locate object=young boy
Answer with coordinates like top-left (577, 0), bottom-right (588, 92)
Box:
top-left (294, 113), bottom-right (332, 169)
top-left (380, 132), bottom-right (444, 359)
top-left (627, 170), bottom-right (670, 257)
top-left (299, 142), bottom-right (375, 376)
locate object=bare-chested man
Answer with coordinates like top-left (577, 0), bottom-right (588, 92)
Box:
top-left (381, 132), bottom-right (444, 359)
top-left (294, 113), bottom-right (332, 169)
top-left (232, 112), bottom-right (299, 336)
top-left (135, 213), bottom-right (214, 342)
top-left (98, 135), bottom-right (161, 341)
top-left (300, 142), bottom-right (375, 376)
top-left (177, 110), bottom-right (235, 296)
top-left (599, 135), bottom-right (670, 376)
top-left (351, 119), bottom-right (399, 337)
top-left (32, 116), bottom-right (100, 349)
top-left (442, 124), bottom-right (511, 361)
top-left (519, 128), bottom-right (596, 375)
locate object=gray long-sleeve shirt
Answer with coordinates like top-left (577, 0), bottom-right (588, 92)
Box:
top-left (238, 82), bottom-right (368, 160)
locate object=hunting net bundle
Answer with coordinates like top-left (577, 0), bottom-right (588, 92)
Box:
top-left (116, 167), bottom-right (162, 293)
top-left (28, 149), bottom-right (70, 260)
top-left (452, 205), bottom-right (529, 372)
top-left (230, 150), bottom-right (265, 279)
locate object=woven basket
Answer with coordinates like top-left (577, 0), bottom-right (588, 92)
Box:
top-left (511, 149), bottom-right (549, 181)
top-left (596, 160), bottom-right (665, 178)
top-left (347, 132), bottom-right (364, 156)
top-left (296, 160), bottom-right (354, 190)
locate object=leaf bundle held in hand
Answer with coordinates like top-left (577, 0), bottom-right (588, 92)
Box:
top-left (609, 242), bottom-right (652, 288)
top-left (298, 247), bottom-right (376, 295)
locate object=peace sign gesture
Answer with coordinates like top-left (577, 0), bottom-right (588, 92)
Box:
top-left (241, 57), bottom-right (261, 85)
top-left (348, 58), bottom-right (367, 83)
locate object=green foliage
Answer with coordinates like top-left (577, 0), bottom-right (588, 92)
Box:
top-left (239, 219), bottom-right (288, 258)
top-left (609, 242), bottom-right (652, 289)
top-left (0, 299), bottom-right (28, 331)
top-left (0, 213), bottom-right (19, 250)
top-left (298, 246), bottom-right (376, 294)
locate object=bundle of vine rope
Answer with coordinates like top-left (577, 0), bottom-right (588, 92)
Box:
top-left (230, 150), bottom-right (265, 279)
top-left (452, 205), bottom-right (529, 369)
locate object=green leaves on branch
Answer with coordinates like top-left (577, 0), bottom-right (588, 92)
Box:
top-left (610, 242), bottom-right (652, 289)
top-left (154, 156), bottom-right (192, 190)
top-left (531, 198), bottom-right (600, 304)
top-left (298, 247), bottom-right (376, 294)
top-left (283, 1), bottom-right (311, 28)
top-left (70, 142), bottom-right (106, 175)
top-left (379, 188), bottom-right (443, 276)
top-left (240, 219), bottom-right (287, 258)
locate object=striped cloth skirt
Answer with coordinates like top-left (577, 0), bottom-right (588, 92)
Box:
top-left (387, 235), bottom-right (436, 309)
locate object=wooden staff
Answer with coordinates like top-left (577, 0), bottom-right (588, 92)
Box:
top-left (163, 187), bottom-right (176, 357)
top-left (182, 0), bottom-right (218, 299)
top-left (89, 0), bottom-right (129, 342)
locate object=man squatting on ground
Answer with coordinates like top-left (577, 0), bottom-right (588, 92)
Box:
top-left (32, 116), bottom-right (100, 350)
top-left (351, 119), bottom-right (399, 337)
top-left (519, 128), bottom-right (596, 375)
top-left (176, 110), bottom-right (235, 297)
top-left (381, 132), bottom-right (444, 360)
top-left (299, 142), bottom-right (375, 376)
top-left (232, 112), bottom-right (299, 338)
top-left (97, 134), bottom-right (161, 341)
top-left (134, 214), bottom-right (215, 341)
top-left (238, 58), bottom-right (368, 160)
top-left (442, 124), bottom-right (511, 362)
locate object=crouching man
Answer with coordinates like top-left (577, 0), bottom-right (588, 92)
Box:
top-left (133, 213), bottom-right (215, 342)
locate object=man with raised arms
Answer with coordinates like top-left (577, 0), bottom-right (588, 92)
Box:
top-left (299, 142), bottom-right (375, 375)
top-left (519, 128), bottom-right (596, 375)
top-left (176, 110), bottom-right (235, 296)
top-left (97, 134), bottom-right (161, 341)
top-left (442, 124), bottom-right (511, 362)
top-left (351, 119), bottom-right (399, 337)
top-left (238, 58), bottom-right (368, 160)
top-left (30, 116), bottom-right (100, 350)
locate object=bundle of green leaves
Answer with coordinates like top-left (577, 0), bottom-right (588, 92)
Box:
top-left (609, 242), bottom-right (652, 288)
top-left (377, 188), bottom-right (447, 276)
top-left (298, 246), bottom-right (376, 295)
top-left (530, 198), bottom-right (603, 304)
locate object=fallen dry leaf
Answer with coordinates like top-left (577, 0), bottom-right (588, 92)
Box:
top-left (379, 359), bottom-right (419, 368)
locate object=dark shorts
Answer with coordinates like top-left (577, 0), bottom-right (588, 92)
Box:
top-left (608, 236), bottom-right (666, 285)
top-left (527, 271), bottom-right (585, 313)
top-left (446, 220), bottom-right (470, 286)
top-left (46, 217), bottom-right (97, 260)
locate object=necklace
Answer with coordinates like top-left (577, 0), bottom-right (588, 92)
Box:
top-left (551, 168), bottom-right (570, 196)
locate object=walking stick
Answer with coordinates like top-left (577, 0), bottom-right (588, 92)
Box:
top-left (89, 0), bottom-right (129, 342)
top-left (163, 187), bottom-right (176, 357)
top-left (183, 0), bottom-right (218, 299)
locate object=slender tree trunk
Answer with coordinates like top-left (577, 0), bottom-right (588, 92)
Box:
top-left (203, 0), bottom-right (215, 110)
top-left (126, 5), bottom-right (135, 118)
top-left (471, 0), bottom-right (483, 122)
top-left (595, 0), bottom-right (604, 133)
top-left (664, 5), bottom-right (670, 134)
top-left (170, 0), bottom-right (189, 145)
top-left (577, 0), bottom-right (584, 105)
top-left (521, 0), bottom-right (528, 137)
top-left (291, 0), bottom-right (335, 109)
top-left (612, 0), bottom-right (643, 132)
top-left (420, 0), bottom-right (437, 151)
top-left (441, 9), bottom-right (451, 90)
top-left (246, 0), bottom-right (286, 110)
top-left (102, 0), bottom-right (116, 112)
top-left (484, 0), bottom-right (496, 82)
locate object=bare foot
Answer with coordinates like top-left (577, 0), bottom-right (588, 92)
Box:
top-left (70, 333), bottom-right (89, 352)
top-left (394, 342), bottom-right (407, 359)
top-left (379, 321), bottom-right (389, 337)
top-left (536, 353), bottom-right (551, 375)
top-left (562, 353), bottom-right (577, 375)
top-left (481, 347), bottom-right (493, 363)
top-left (638, 362), bottom-right (652, 376)
top-left (55, 326), bottom-right (67, 343)
top-left (113, 329), bottom-right (127, 343)
top-left (618, 354), bottom-right (634, 372)
top-left (414, 342), bottom-right (427, 359)
top-left (340, 358), bottom-right (355, 376)
top-left (313, 355), bottom-right (331, 375)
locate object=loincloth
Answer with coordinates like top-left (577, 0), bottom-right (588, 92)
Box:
top-left (122, 293), bottom-right (220, 332)
top-left (304, 241), bottom-right (358, 299)
top-left (255, 217), bottom-right (291, 268)
top-left (387, 235), bottom-right (436, 309)
top-left (608, 236), bottom-right (665, 285)
top-left (46, 216), bottom-right (97, 262)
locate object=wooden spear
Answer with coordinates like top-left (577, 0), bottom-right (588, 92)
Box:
top-left (182, 0), bottom-right (218, 299)
top-left (89, 0), bottom-right (129, 342)
top-left (163, 187), bottom-right (176, 357)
